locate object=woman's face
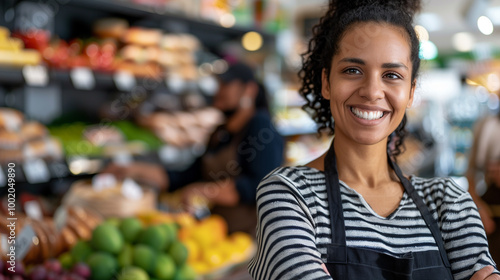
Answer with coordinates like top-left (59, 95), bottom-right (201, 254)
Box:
top-left (322, 22), bottom-right (415, 147)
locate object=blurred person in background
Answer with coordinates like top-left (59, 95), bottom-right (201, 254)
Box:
top-left (104, 62), bottom-right (284, 234)
top-left (467, 110), bottom-right (500, 263)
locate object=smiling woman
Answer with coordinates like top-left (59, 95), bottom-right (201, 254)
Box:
top-left (248, 0), bottom-right (499, 280)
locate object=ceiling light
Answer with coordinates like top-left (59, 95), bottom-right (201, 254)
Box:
top-left (220, 13), bottom-right (236, 28)
top-left (452, 32), bottom-right (475, 52)
top-left (414, 25), bottom-right (429, 41)
top-left (419, 40), bottom-right (438, 60)
top-left (242, 31), bottom-right (263, 52)
top-left (478, 16), bottom-right (494, 35)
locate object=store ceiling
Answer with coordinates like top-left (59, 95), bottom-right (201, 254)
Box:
top-left (292, 0), bottom-right (500, 54)
top-left (421, 0), bottom-right (500, 53)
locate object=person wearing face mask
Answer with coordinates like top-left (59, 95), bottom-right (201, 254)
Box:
top-left (248, 0), bottom-right (498, 279)
top-left (104, 62), bottom-right (284, 234)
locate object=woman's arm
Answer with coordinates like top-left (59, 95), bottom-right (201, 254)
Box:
top-left (440, 179), bottom-right (499, 280)
top-left (248, 171), bottom-right (331, 280)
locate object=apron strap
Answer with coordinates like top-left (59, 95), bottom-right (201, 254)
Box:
top-left (388, 156), bottom-right (452, 270)
top-left (324, 142), bottom-right (347, 262)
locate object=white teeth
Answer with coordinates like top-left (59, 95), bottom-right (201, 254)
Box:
top-left (350, 107), bottom-right (384, 120)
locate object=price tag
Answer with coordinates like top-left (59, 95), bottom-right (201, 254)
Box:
top-left (121, 178), bottom-right (143, 200)
top-left (112, 151), bottom-right (133, 166)
top-left (70, 67), bottom-right (95, 90)
top-left (53, 206), bottom-right (68, 232)
top-left (23, 159), bottom-right (51, 184)
top-left (167, 74), bottom-right (185, 94)
top-left (92, 173), bottom-right (117, 192)
top-left (158, 145), bottom-right (181, 164)
top-left (0, 168), bottom-right (6, 187)
top-left (24, 200), bottom-right (43, 221)
top-left (15, 225), bottom-right (35, 261)
top-left (22, 65), bottom-right (49, 87)
top-left (114, 71), bottom-right (136, 92)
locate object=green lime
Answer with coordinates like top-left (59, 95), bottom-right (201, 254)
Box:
top-left (117, 266), bottom-right (150, 280)
top-left (58, 252), bottom-right (74, 270)
top-left (159, 223), bottom-right (177, 248)
top-left (117, 244), bottom-right (133, 268)
top-left (91, 223), bottom-right (124, 255)
top-left (154, 254), bottom-right (176, 280)
top-left (105, 217), bottom-right (122, 228)
top-left (70, 240), bottom-right (93, 263)
top-left (87, 252), bottom-right (118, 280)
top-left (133, 244), bottom-right (156, 274)
top-left (119, 217), bottom-right (143, 243)
top-left (168, 240), bottom-right (188, 266)
top-left (174, 264), bottom-right (196, 280)
top-left (137, 225), bottom-right (167, 251)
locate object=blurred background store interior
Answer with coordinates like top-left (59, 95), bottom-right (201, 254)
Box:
top-left (0, 0), bottom-right (499, 278)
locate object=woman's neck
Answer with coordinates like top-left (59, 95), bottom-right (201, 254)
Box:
top-left (333, 138), bottom-right (394, 190)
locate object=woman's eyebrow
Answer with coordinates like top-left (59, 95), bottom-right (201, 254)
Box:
top-left (382, 62), bottom-right (409, 70)
top-left (339, 57), bottom-right (365, 65)
top-left (338, 58), bottom-right (409, 71)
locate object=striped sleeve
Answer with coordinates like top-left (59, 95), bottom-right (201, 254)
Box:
top-left (248, 168), bottom-right (332, 280)
top-left (439, 178), bottom-right (499, 280)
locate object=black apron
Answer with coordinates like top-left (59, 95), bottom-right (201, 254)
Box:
top-left (323, 145), bottom-right (454, 279)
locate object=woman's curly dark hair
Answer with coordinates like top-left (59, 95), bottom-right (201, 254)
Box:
top-left (298, 0), bottom-right (422, 157)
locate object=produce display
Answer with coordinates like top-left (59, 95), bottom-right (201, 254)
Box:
top-left (62, 178), bottom-right (157, 218)
top-left (0, 108), bottom-right (63, 164)
top-left (0, 27), bottom-right (41, 67)
top-left (138, 212), bottom-right (255, 278)
top-left (48, 121), bottom-right (162, 158)
top-left (56, 215), bottom-right (196, 280)
top-left (8, 18), bottom-right (201, 80)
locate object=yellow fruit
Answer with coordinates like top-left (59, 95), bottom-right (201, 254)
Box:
top-left (189, 261), bottom-right (210, 275)
top-left (201, 248), bottom-right (224, 269)
top-left (200, 215), bottom-right (227, 244)
top-left (175, 213), bottom-right (196, 228)
top-left (183, 239), bottom-right (200, 263)
top-left (230, 232), bottom-right (253, 251)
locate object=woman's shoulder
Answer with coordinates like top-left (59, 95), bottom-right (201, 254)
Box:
top-left (258, 166), bottom-right (326, 195)
top-left (261, 165), bottom-right (324, 184)
top-left (410, 176), bottom-right (469, 203)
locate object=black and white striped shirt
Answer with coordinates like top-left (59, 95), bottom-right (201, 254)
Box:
top-left (248, 166), bottom-right (498, 280)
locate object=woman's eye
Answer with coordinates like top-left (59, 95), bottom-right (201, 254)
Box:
top-left (344, 68), bottom-right (361, 75)
top-left (384, 73), bottom-right (401, 79)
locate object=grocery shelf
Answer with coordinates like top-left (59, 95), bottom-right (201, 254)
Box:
top-left (0, 66), bottom-right (171, 92)
top-left (61, 0), bottom-right (275, 49)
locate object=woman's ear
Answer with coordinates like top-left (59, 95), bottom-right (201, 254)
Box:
top-left (407, 79), bottom-right (417, 108)
top-left (321, 69), bottom-right (331, 100)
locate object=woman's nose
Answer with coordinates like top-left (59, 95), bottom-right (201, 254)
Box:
top-left (358, 75), bottom-right (384, 101)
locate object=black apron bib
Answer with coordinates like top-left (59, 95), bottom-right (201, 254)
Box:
top-left (323, 144), bottom-right (454, 279)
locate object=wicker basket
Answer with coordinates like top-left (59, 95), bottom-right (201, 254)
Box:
top-left (63, 179), bottom-right (157, 218)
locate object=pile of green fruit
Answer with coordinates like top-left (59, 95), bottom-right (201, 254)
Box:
top-left (58, 217), bottom-right (196, 280)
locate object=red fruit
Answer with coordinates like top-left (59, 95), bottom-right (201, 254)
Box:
top-left (44, 259), bottom-right (62, 274)
top-left (45, 271), bottom-right (58, 280)
top-left (71, 263), bottom-right (90, 278)
top-left (29, 265), bottom-right (47, 280)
